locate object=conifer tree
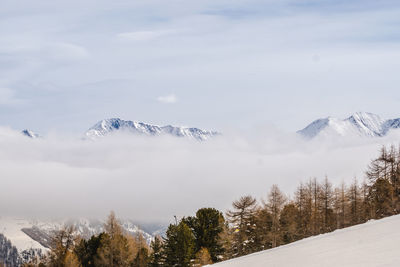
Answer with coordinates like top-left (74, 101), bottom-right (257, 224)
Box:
top-left (359, 179), bottom-right (372, 222)
top-left (367, 146), bottom-right (390, 183)
top-left (163, 221), bottom-right (195, 267)
top-left (126, 233), bottom-right (149, 264)
top-left (320, 177), bottom-right (335, 232)
top-left (309, 178), bottom-right (321, 235)
top-left (95, 212), bottom-right (132, 267)
top-left (279, 203), bottom-right (300, 244)
top-left (264, 185), bottom-right (286, 248)
top-left (184, 208), bottom-right (225, 262)
top-left (368, 178), bottom-right (394, 218)
top-left (74, 233), bottom-right (105, 267)
top-left (193, 248), bottom-right (212, 267)
top-left (132, 247), bottom-right (149, 267)
top-left (334, 183), bottom-right (347, 228)
top-left (254, 207), bottom-right (273, 251)
top-left (226, 195), bottom-right (258, 257)
top-left (294, 183), bottom-right (311, 238)
top-left (217, 222), bottom-right (234, 261)
top-left (148, 236), bottom-right (164, 267)
top-left (47, 225), bottom-right (80, 267)
top-left (348, 178), bottom-right (362, 225)
top-left (63, 252), bottom-right (81, 267)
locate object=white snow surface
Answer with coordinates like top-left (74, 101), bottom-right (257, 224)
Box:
top-left (298, 112), bottom-right (400, 139)
top-left (210, 215), bottom-right (400, 267)
top-left (85, 118), bottom-right (219, 141)
top-left (0, 217), bottom-right (47, 252)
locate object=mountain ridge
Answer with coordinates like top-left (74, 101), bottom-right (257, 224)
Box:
top-left (85, 118), bottom-right (219, 141)
top-left (298, 112), bottom-right (400, 139)
top-left (20, 113), bottom-right (400, 141)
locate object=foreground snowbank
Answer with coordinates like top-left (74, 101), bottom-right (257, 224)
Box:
top-left (210, 215), bottom-right (400, 267)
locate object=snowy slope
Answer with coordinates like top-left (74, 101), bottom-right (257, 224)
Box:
top-left (210, 215), bottom-right (400, 267)
top-left (298, 112), bottom-right (400, 139)
top-left (0, 218), bottom-right (47, 252)
top-left (85, 118), bottom-right (219, 141)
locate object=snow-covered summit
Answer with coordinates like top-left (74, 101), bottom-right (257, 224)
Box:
top-left (21, 129), bottom-right (40, 139)
top-left (85, 118), bottom-right (219, 141)
top-left (298, 112), bottom-right (400, 139)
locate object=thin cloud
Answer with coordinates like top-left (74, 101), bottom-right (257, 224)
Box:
top-left (157, 94), bottom-right (178, 104)
top-left (44, 42), bottom-right (89, 61)
top-left (117, 30), bottom-right (177, 42)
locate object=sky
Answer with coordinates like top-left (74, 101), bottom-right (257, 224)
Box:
top-left (1, 0), bottom-right (400, 225)
top-left (1, 0), bottom-right (400, 134)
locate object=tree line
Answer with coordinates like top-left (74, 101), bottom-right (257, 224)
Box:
top-left (21, 145), bottom-right (400, 267)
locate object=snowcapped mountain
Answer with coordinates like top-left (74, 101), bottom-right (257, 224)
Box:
top-left (0, 217), bottom-right (155, 252)
top-left (298, 112), bottom-right (400, 139)
top-left (0, 217), bottom-right (157, 265)
top-left (85, 118), bottom-right (219, 141)
top-left (21, 129), bottom-right (40, 138)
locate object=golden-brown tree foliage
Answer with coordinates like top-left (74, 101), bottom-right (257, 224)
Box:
top-left (64, 251), bottom-right (82, 267)
top-left (193, 247), bottom-right (212, 266)
top-left (95, 211), bottom-right (132, 267)
top-left (127, 232), bottom-right (150, 261)
top-left (264, 184), bottom-right (286, 248)
top-left (46, 225), bottom-right (80, 267)
top-left (226, 195), bottom-right (258, 256)
top-left (217, 222), bottom-right (234, 260)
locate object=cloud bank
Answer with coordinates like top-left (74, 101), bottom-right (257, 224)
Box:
top-left (0, 126), bottom-right (398, 224)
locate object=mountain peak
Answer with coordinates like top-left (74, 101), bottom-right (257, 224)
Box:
top-left (298, 112), bottom-right (399, 139)
top-left (345, 112), bottom-right (385, 137)
top-left (346, 112), bottom-right (382, 124)
top-left (85, 118), bottom-right (218, 141)
top-left (21, 129), bottom-right (40, 139)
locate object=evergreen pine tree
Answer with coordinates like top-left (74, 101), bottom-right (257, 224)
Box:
top-left (74, 233), bottom-right (105, 267)
top-left (163, 221), bottom-right (195, 267)
top-left (148, 236), bottom-right (164, 267)
top-left (184, 208), bottom-right (224, 262)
